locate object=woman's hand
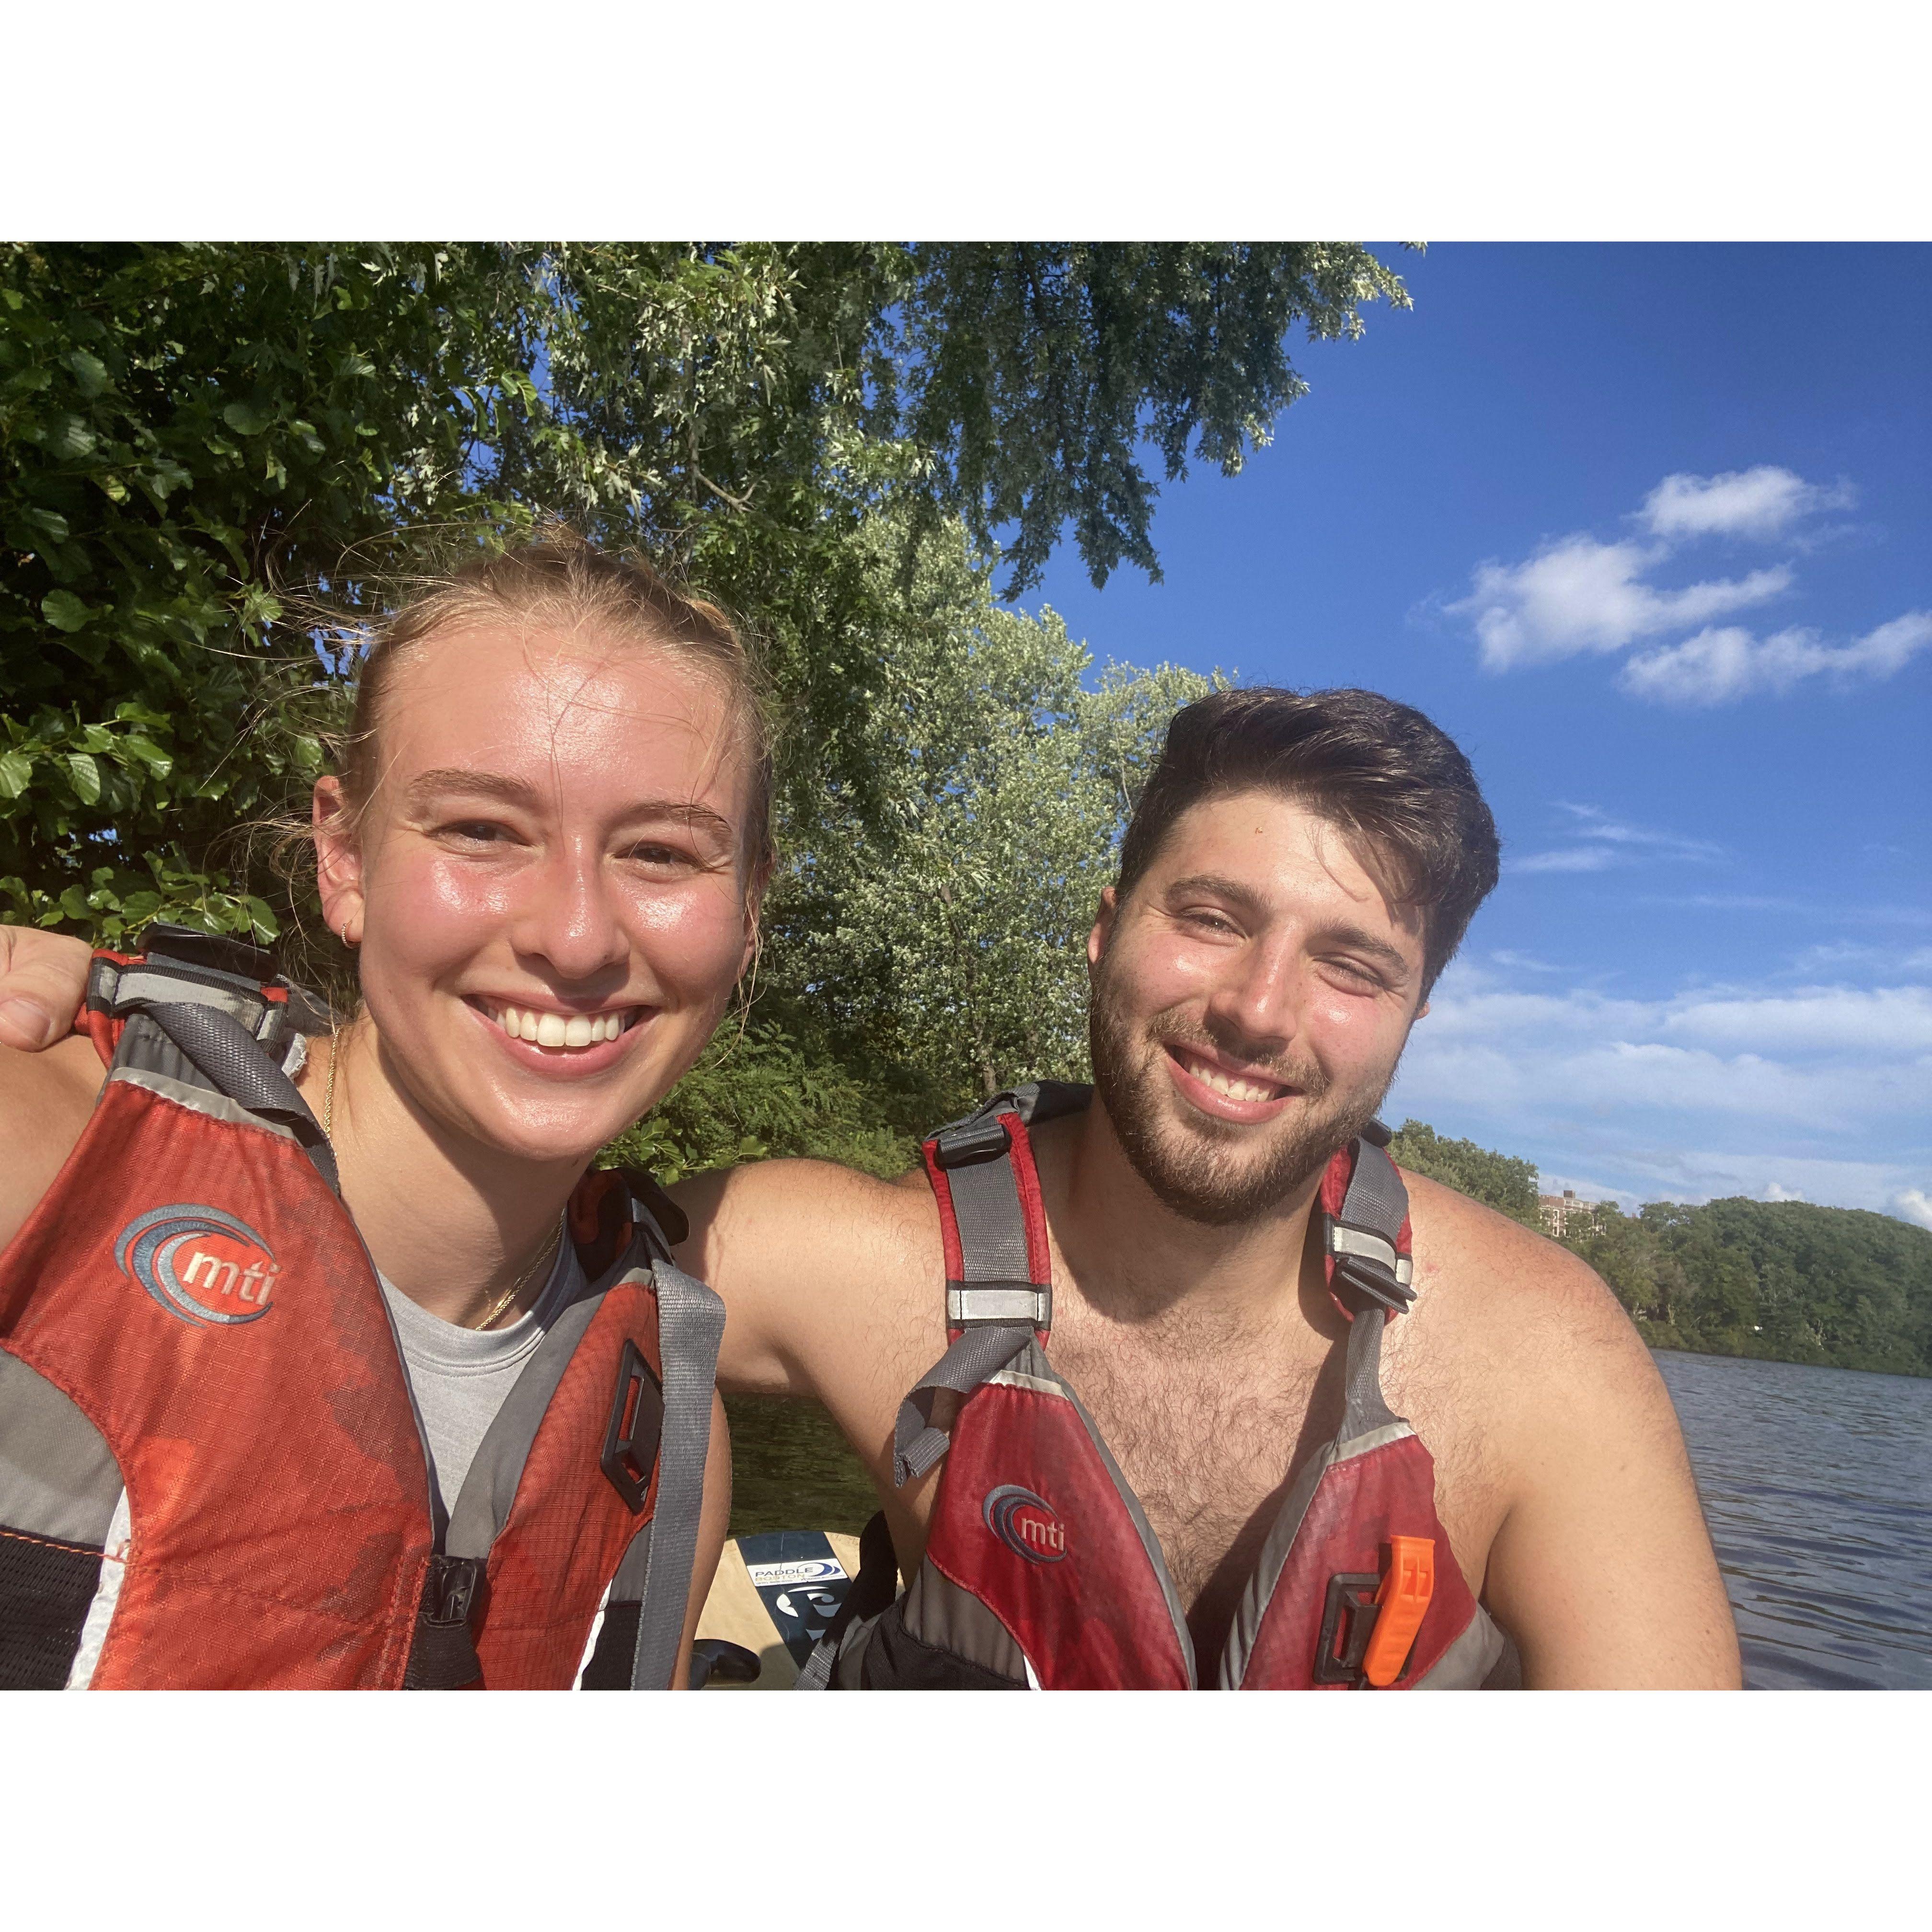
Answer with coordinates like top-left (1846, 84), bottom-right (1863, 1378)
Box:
top-left (0, 926), bottom-right (93, 1049)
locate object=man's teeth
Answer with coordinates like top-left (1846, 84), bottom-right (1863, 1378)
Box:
top-left (493, 1005), bottom-right (631, 1048)
top-left (1184, 1056), bottom-right (1282, 1103)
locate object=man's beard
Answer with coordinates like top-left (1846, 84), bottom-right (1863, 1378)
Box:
top-left (1087, 961), bottom-right (1391, 1228)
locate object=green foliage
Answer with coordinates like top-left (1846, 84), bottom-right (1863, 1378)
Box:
top-left (3, 241), bottom-right (1407, 949)
top-left (1388, 1118), bottom-right (1541, 1226)
top-left (1565, 1197), bottom-right (1932, 1378)
top-left (765, 515), bottom-right (1214, 1110)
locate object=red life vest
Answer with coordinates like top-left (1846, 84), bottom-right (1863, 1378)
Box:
top-left (0, 927), bottom-right (721, 1690)
top-left (804, 1082), bottom-right (1515, 1690)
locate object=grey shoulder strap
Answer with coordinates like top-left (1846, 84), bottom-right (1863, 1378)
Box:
top-left (627, 1257), bottom-right (725, 1690)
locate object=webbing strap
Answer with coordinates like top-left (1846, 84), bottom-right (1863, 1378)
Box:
top-left (944, 1150), bottom-right (1032, 1287)
top-left (1326, 1136), bottom-right (1414, 1316)
top-left (629, 1259), bottom-right (725, 1690)
top-left (892, 1324), bottom-right (1033, 1485)
top-left (139, 1000), bottom-right (340, 1195)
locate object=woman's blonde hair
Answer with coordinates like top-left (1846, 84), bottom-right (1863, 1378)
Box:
top-left (335, 524), bottom-right (775, 873)
top-left (258, 525), bottom-right (775, 1004)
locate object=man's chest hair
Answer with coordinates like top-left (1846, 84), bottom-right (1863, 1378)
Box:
top-left (1046, 1307), bottom-right (1506, 1607)
top-left (1044, 1319), bottom-right (1334, 1604)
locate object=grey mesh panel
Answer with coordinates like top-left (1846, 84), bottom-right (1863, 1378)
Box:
top-left (610, 1521), bottom-right (653, 1601)
top-left (1341, 1139), bottom-right (1408, 1238)
top-left (1340, 1309), bottom-right (1402, 1441)
top-left (944, 1152), bottom-right (1032, 1286)
top-left (108, 968), bottom-right (279, 1040)
top-left (1050, 1357), bottom-right (1197, 1686)
top-left (893, 1324), bottom-right (1034, 1485)
top-left (1409, 1602), bottom-right (1508, 1689)
top-left (629, 1259), bottom-right (725, 1691)
top-left (0, 1351), bottom-right (123, 1546)
top-left (442, 1288), bottom-right (610, 1561)
top-left (1216, 1313), bottom-right (1403, 1688)
top-left (127, 1000), bottom-right (339, 1194)
top-left (892, 1560), bottom-right (1033, 1683)
top-left (107, 1068), bottom-right (299, 1144)
top-left (110, 1012), bottom-right (202, 1090)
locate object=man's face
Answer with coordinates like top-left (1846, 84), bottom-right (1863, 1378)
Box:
top-left (1086, 789), bottom-right (1429, 1225)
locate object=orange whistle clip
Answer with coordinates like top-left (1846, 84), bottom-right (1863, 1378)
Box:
top-left (1361, 1534), bottom-right (1435, 1688)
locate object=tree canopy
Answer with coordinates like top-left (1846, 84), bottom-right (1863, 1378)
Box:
top-left (1, 241), bottom-right (1408, 946)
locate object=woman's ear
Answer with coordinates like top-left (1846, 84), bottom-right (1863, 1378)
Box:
top-left (312, 777), bottom-right (366, 947)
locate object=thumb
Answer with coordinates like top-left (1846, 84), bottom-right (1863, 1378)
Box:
top-left (0, 927), bottom-right (89, 1050)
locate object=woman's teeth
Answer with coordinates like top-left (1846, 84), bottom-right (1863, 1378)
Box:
top-left (491, 1004), bottom-right (632, 1049)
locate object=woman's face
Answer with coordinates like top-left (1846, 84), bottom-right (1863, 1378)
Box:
top-left (315, 623), bottom-right (760, 1168)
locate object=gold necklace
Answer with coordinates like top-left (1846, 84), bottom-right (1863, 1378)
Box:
top-left (323, 1017), bottom-right (341, 1142)
top-left (473, 1218), bottom-right (564, 1332)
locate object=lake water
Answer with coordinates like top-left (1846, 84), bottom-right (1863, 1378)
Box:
top-left (725, 1350), bottom-right (1932, 1690)
top-left (1651, 1350), bottom-right (1932, 1690)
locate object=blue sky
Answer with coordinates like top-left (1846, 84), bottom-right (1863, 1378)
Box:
top-left (1013, 244), bottom-right (1932, 1226)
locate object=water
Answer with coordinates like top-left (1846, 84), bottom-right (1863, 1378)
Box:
top-left (1653, 1351), bottom-right (1932, 1690)
top-left (726, 1356), bottom-right (1932, 1690)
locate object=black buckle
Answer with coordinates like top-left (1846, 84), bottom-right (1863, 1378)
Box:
top-left (1313, 1572), bottom-right (1382, 1685)
top-left (421, 1553), bottom-right (484, 1628)
top-left (934, 1115), bottom-right (1012, 1169)
top-left (600, 1338), bottom-right (664, 1514)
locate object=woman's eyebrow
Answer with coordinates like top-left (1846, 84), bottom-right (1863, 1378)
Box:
top-left (404, 770), bottom-right (736, 841)
top-left (405, 768), bottom-right (540, 809)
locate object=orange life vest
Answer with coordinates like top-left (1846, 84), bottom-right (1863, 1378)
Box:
top-left (0, 927), bottom-right (720, 1690)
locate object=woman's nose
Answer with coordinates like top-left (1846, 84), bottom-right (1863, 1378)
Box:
top-left (512, 852), bottom-right (629, 984)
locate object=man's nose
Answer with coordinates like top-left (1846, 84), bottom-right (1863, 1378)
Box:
top-left (512, 850), bottom-right (629, 984)
top-left (1204, 934), bottom-right (1300, 1053)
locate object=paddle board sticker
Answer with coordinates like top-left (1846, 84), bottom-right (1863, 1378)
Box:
top-left (738, 1530), bottom-right (853, 1666)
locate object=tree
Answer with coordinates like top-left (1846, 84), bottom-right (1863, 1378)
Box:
top-left (762, 515), bottom-right (1213, 1111)
top-left (3, 241), bottom-right (1410, 946)
top-left (1387, 1118), bottom-right (1541, 1226)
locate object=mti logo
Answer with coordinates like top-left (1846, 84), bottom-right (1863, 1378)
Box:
top-left (983, 1484), bottom-right (1068, 1564)
top-left (115, 1205), bottom-right (280, 1328)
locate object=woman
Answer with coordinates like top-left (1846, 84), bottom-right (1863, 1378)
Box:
top-left (0, 532), bottom-right (769, 1689)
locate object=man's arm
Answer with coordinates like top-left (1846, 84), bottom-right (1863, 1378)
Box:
top-left (1473, 1239), bottom-right (1741, 1688)
top-left (0, 925), bottom-right (92, 1049)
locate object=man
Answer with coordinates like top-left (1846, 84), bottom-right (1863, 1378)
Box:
top-left (0, 688), bottom-right (1741, 1687)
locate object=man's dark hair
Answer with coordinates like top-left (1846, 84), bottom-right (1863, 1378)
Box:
top-left (1115, 687), bottom-right (1501, 996)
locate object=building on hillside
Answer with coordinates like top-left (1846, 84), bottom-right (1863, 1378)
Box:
top-left (1539, 1188), bottom-right (1601, 1238)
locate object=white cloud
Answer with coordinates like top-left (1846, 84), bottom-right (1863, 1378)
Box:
top-left (1620, 612), bottom-right (1932, 705)
top-left (1894, 1188), bottom-right (1932, 1231)
top-left (1509, 805), bottom-right (1723, 877)
top-left (1512, 846), bottom-right (1619, 874)
top-left (1638, 467), bottom-right (1853, 541)
top-left (1449, 535), bottom-right (1791, 670)
top-left (1382, 958), bottom-right (1932, 1218)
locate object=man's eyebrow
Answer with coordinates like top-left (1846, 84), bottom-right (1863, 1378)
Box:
top-left (1163, 874), bottom-right (1414, 975)
top-left (1162, 873), bottom-right (1270, 916)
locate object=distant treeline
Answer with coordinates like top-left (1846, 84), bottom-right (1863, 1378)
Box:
top-left (1389, 1121), bottom-right (1932, 1380)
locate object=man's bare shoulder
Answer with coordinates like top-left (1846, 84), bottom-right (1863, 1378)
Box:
top-left (0, 1035), bottom-right (103, 1250)
top-left (1397, 1168), bottom-right (1654, 1382)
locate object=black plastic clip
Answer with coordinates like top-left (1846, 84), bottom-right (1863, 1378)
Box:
top-left (934, 1115), bottom-right (1012, 1169)
top-left (600, 1338), bottom-right (664, 1514)
top-left (1313, 1571), bottom-right (1382, 1686)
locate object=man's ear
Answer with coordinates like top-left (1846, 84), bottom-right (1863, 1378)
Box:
top-left (312, 778), bottom-right (367, 947)
top-left (1086, 884), bottom-right (1119, 973)
top-left (1416, 999), bottom-right (1430, 1020)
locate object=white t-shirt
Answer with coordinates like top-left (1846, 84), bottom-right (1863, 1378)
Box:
top-left (380, 1231), bottom-right (586, 1524)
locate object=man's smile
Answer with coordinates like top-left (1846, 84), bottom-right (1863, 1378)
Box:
top-left (1162, 1040), bottom-right (1301, 1124)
